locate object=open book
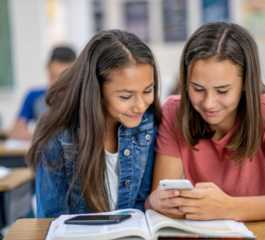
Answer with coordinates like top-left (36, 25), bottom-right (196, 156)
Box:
top-left (46, 209), bottom-right (255, 240)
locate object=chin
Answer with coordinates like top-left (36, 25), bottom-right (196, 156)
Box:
top-left (205, 118), bottom-right (222, 125)
top-left (200, 115), bottom-right (218, 123)
top-left (122, 120), bottom-right (141, 129)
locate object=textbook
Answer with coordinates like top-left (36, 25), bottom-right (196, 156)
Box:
top-left (46, 208), bottom-right (255, 240)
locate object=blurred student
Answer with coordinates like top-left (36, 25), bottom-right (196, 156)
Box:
top-left (9, 46), bottom-right (76, 140)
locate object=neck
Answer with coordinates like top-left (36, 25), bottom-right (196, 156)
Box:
top-left (210, 113), bottom-right (237, 141)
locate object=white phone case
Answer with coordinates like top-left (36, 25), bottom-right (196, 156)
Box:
top-left (159, 179), bottom-right (194, 190)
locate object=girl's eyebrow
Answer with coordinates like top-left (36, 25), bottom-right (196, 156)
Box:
top-left (115, 82), bottom-right (154, 93)
top-left (191, 81), bottom-right (232, 89)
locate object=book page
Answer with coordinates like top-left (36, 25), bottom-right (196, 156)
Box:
top-left (145, 210), bottom-right (255, 238)
top-left (46, 209), bottom-right (151, 240)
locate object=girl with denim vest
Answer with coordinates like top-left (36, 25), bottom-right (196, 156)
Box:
top-left (145, 22), bottom-right (265, 221)
top-left (26, 30), bottom-right (162, 218)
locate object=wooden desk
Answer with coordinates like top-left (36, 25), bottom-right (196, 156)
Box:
top-left (0, 141), bottom-right (28, 168)
top-left (0, 142), bottom-right (28, 156)
top-left (0, 168), bottom-right (33, 229)
top-left (4, 218), bottom-right (265, 240)
top-left (0, 168), bottom-right (32, 192)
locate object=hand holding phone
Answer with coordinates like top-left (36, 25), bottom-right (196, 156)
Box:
top-left (64, 214), bottom-right (131, 225)
top-left (159, 179), bottom-right (194, 190)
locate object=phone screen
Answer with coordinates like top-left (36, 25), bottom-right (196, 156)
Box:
top-left (64, 214), bottom-right (131, 225)
top-left (69, 215), bottom-right (127, 221)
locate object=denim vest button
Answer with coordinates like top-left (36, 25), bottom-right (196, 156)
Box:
top-left (123, 149), bottom-right (130, 156)
top-left (124, 179), bottom-right (131, 186)
top-left (145, 134), bottom-right (151, 140)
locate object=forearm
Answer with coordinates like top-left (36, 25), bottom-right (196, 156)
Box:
top-left (8, 119), bottom-right (32, 140)
top-left (230, 196), bottom-right (265, 221)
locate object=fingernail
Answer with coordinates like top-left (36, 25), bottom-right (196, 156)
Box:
top-left (174, 190), bottom-right (179, 196)
top-left (165, 198), bottom-right (169, 202)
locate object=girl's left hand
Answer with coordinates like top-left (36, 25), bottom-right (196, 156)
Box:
top-left (170, 182), bottom-right (236, 220)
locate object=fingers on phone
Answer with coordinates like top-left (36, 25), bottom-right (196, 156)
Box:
top-left (160, 189), bottom-right (179, 200)
top-left (164, 207), bottom-right (185, 219)
top-left (180, 189), bottom-right (202, 199)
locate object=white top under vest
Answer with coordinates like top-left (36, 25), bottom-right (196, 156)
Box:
top-left (104, 149), bottom-right (119, 211)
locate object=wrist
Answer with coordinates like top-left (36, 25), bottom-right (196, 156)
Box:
top-left (145, 194), bottom-right (154, 211)
top-left (226, 196), bottom-right (238, 220)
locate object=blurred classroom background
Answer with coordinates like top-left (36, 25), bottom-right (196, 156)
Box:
top-left (1, 0), bottom-right (265, 132)
top-left (1, 0), bottom-right (265, 237)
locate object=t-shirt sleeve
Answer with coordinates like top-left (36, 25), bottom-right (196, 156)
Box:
top-left (155, 96), bottom-right (181, 158)
top-left (18, 92), bottom-right (35, 122)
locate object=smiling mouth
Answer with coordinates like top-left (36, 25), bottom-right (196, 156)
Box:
top-left (202, 109), bottom-right (221, 116)
top-left (125, 114), bottom-right (143, 119)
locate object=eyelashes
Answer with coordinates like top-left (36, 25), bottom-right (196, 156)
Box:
top-left (217, 90), bottom-right (228, 94)
top-left (194, 88), bottom-right (204, 92)
top-left (194, 88), bottom-right (228, 94)
top-left (120, 88), bottom-right (153, 100)
top-left (120, 96), bottom-right (131, 99)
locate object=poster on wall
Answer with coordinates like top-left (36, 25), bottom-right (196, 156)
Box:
top-left (124, 1), bottom-right (149, 42)
top-left (202, 0), bottom-right (229, 24)
top-left (162, 0), bottom-right (187, 42)
top-left (45, 0), bottom-right (67, 46)
top-left (242, 0), bottom-right (265, 38)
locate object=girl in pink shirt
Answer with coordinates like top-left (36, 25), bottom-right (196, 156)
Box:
top-left (145, 21), bottom-right (265, 221)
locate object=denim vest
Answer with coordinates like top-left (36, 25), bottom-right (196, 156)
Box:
top-left (36, 110), bottom-right (157, 218)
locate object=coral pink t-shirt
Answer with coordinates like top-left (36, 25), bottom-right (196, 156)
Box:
top-left (155, 95), bottom-right (265, 197)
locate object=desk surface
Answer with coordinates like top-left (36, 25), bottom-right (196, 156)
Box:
top-left (0, 141), bottom-right (28, 156)
top-left (0, 168), bottom-right (32, 192)
top-left (4, 218), bottom-right (265, 240)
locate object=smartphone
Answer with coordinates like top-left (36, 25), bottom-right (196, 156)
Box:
top-left (159, 179), bottom-right (194, 190)
top-left (64, 214), bottom-right (131, 225)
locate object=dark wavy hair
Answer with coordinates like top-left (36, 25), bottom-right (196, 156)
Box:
top-left (26, 29), bottom-right (162, 212)
top-left (177, 21), bottom-right (264, 162)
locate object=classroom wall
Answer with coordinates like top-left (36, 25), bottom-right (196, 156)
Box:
top-left (1, 0), bottom-right (265, 130)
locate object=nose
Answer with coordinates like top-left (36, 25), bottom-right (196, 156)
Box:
top-left (203, 92), bottom-right (216, 110)
top-left (132, 96), bottom-right (146, 113)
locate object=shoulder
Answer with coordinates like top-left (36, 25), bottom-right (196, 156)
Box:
top-left (24, 88), bottom-right (47, 102)
top-left (44, 129), bottom-right (74, 151)
top-left (163, 95), bottom-right (181, 108)
top-left (55, 129), bottom-right (77, 147)
top-left (26, 88), bottom-right (46, 97)
top-left (38, 129), bottom-right (77, 165)
top-left (162, 95), bottom-right (181, 121)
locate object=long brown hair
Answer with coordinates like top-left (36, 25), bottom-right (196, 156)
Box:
top-left (177, 21), bottom-right (264, 162)
top-left (26, 29), bottom-right (162, 212)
